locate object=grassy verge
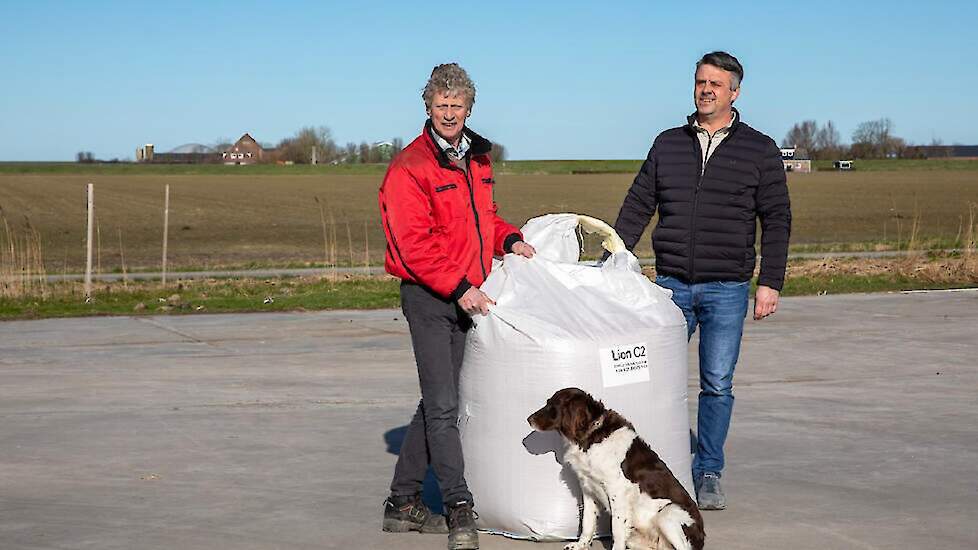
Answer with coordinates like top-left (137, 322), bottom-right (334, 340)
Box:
top-left (780, 274), bottom-right (964, 295)
top-left (494, 160), bottom-right (643, 175)
top-left (0, 276), bottom-right (400, 320)
top-left (2, 255), bottom-right (976, 321)
top-left (811, 158), bottom-right (978, 172)
top-left (781, 254), bottom-right (978, 295)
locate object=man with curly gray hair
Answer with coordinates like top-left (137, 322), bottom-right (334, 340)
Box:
top-left (422, 62), bottom-right (476, 112)
top-left (379, 63), bottom-right (535, 550)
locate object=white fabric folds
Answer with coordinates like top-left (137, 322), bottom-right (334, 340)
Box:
top-left (458, 213), bottom-right (693, 540)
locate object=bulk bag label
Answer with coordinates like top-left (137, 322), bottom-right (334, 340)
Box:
top-left (599, 342), bottom-right (650, 388)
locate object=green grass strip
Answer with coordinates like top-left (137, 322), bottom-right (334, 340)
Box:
top-left (780, 274), bottom-right (973, 296)
top-left (1, 272), bottom-right (976, 321)
top-left (4, 158), bottom-right (975, 176)
top-left (0, 278), bottom-right (400, 320)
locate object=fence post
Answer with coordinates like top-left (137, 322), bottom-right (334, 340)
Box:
top-left (85, 183), bottom-right (94, 300)
top-left (162, 184), bottom-right (170, 285)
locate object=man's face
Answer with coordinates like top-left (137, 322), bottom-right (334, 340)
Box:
top-left (694, 63), bottom-right (740, 119)
top-left (428, 91), bottom-right (470, 145)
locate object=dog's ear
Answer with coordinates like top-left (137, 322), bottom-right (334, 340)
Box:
top-left (587, 398), bottom-right (605, 421)
top-left (566, 395), bottom-right (599, 444)
top-left (557, 396), bottom-right (583, 442)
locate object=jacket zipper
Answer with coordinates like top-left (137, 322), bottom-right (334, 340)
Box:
top-left (461, 157), bottom-right (488, 280)
top-left (689, 134), bottom-right (707, 279)
top-left (689, 129), bottom-right (731, 280)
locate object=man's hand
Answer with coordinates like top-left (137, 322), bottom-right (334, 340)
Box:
top-left (458, 286), bottom-right (495, 316)
top-left (754, 285), bottom-right (780, 320)
top-left (511, 241), bottom-right (536, 258)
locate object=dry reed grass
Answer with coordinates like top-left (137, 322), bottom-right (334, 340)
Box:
top-left (787, 255), bottom-right (978, 283)
top-left (0, 207), bottom-right (47, 298)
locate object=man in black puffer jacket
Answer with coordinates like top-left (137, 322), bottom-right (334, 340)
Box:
top-left (611, 51), bottom-right (791, 511)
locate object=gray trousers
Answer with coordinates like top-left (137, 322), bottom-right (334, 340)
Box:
top-left (389, 282), bottom-right (473, 505)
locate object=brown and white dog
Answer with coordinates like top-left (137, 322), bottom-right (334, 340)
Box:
top-left (528, 388), bottom-right (704, 550)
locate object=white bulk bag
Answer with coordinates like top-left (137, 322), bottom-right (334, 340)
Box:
top-left (458, 213), bottom-right (692, 541)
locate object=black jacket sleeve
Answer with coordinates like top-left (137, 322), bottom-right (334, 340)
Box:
top-left (755, 139), bottom-right (792, 291)
top-left (612, 143), bottom-right (659, 253)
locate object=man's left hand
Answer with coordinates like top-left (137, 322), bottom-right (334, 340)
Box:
top-left (754, 285), bottom-right (780, 320)
top-left (512, 241), bottom-right (536, 258)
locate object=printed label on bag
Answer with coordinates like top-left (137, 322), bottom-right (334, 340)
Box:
top-left (599, 342), bottom-right (650, 388)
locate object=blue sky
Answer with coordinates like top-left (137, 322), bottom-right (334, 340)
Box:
top-left (1, 0), bottom-right (973, 161)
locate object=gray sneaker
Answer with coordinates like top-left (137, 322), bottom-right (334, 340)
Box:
top-left (695, 472), bottom-right (727, 510)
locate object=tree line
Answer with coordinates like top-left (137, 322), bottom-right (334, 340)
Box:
top-left (79, 126), bottom-right (509, 165)
top-left (782, 118), bottom-right (953, 160)
top-left (244, 126), bottom-right (506, 165)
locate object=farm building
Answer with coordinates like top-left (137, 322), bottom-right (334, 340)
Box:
top-left (915, 144), bottom-right (978, 159)
top-left (780, 146), bottom-right (812, 173)
top-left (136, 144), bottom-right (154, 162)
top-left (137, 143), bottom-right (221, 164)
top-left (136, 133), bottom-right (275, 164)
top-left (221, 133), bottom-right (270, 165)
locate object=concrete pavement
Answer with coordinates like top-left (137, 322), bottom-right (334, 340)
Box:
top-left (1, 291), bottom-right (976, 549)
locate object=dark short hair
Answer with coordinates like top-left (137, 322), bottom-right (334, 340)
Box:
top-left (696, 51), bottom-right (743, 90)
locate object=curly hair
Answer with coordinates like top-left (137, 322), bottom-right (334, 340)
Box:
top-left (422, 63), bottom-right (476, 109)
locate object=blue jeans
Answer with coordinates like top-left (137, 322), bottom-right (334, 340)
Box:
top-left (655, 275), bottom-right (749, 478)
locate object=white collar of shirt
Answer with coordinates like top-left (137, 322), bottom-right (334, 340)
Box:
top-left (431, 128), bottom-right (471, 159)
top-left (692, 110), bottom-right (737, 136)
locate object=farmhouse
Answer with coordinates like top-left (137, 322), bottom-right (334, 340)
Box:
top-left (780, 146), bottom-right (812, 173)
top-left (221, 133), bottom-right (269, 165)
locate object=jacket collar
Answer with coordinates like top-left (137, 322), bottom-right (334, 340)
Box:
top-left (423, 119), bottom-right (493, 169)
top-left (686, 107), bottom-right (742, 136)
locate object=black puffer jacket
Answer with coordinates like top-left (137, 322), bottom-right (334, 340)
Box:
top-left (613, 111), bottom-right (791, 290)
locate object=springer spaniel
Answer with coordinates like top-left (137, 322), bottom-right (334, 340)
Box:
top-left (528, 388), bottom-right (704, 550)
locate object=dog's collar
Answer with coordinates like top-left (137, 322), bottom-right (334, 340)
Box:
top-left (583, 416), bottom-right (605, 440)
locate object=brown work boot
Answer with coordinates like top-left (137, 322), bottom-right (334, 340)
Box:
top-left (446, 500), bottom-right (479, 550)
top-left (381, 494), bottom-right (448, 534)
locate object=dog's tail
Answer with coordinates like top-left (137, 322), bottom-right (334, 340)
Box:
top-left (654, 503), bottom-right (704, 550)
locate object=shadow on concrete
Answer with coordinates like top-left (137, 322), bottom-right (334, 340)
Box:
top-left (383, 425), bottom-right (443, 514)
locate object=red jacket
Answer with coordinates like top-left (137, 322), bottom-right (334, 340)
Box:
top-left (379, 122), bottom-right (522, 301)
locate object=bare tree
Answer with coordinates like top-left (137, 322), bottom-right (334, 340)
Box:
top-left (852, 118), bottom-right (894, 158)
top-left (76, 151), bottom-right (94, 163)
top-left (359, 142), bottom-right (371, 164)
top-left (815, 121), bottom-right (843, 160)
top-left (277, 126), bottom-right (338, 163)
top-left (342, 142), bottom-right (358, 164)
top-left (783, 120), bottom-right (818, 154)
top-left (490, 142), bottom-right (507, 163)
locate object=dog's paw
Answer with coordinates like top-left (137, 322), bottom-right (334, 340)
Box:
top-left (563, 542), bottom-right (591, 550)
